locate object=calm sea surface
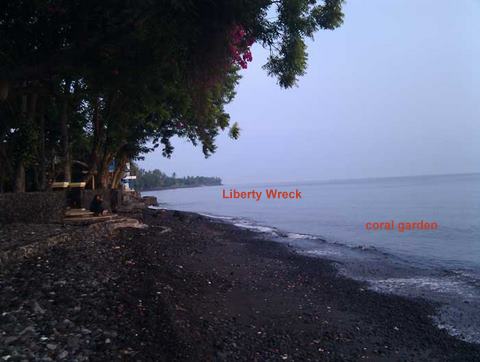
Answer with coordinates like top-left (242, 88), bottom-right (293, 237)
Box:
top-left (144, 173), bottom-right (480, 342)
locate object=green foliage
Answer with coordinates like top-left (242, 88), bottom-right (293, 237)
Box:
top-left (262, 0), bottom-right (345, 87)
top-left (229, 122), bottom-right (241, 140)
top-left (0, 0), bottom-right (344, 191)
top-left (134, 168), bottom-right (222, 191)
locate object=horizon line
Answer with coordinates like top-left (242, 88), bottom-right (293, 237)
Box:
top-left (223, 171), bottom-right (480, 186)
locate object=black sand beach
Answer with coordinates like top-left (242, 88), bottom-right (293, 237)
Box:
top-left (1, 209), bottom-right (479, 361)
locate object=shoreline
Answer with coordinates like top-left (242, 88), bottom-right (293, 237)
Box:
top-left (163, 208), bottom-right (480, 344)
top-left (1, 208), bottom-right (479, 360)
top-left (140, 184), bottom-right (222, 192)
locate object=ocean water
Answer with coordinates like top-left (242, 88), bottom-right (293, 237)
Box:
top-left (143, 173), bottom-right (480, 343)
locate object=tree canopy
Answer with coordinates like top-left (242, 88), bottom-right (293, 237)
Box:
top-left (0, 0), bottom-right (344, 192)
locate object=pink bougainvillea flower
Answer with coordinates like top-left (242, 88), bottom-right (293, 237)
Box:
top-left (228, 24), bottom-right (255, 69)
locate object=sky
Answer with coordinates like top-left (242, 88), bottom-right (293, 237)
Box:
top-left (139, 0), bottom-right (480, 184)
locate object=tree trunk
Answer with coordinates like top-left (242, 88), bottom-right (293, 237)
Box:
top-left (97, 166), bottom-right (109, 189)
top-left (14, 162), bottom-right (25, 192)
top-left (111, 154), bottom-right (128, 189)
top-left (84, 97), bottom-right (101, 185)
top-left (96, 153), bottom-right (113, 189)
top-left (0, 143), bottom-right (7, 192)
top-left (28, 93), bottom-right (39, 191)
top-left (14, 94), bottom-right (29, 192)
top-left (60, 97), bottom-right (71, 182)
top-left (0, 80), bottom-right (9, 101)
top-left (38, 107), bottom-right (47, 190)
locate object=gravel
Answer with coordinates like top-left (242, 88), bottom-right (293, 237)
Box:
top-left (0, 209), bottom-right (479, 361)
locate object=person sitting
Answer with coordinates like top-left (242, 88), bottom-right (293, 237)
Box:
top-left (90, 194), bottom-right (108, 216)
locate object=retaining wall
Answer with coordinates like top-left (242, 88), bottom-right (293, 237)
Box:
top-left (0, 191), bottom-right (67, 224)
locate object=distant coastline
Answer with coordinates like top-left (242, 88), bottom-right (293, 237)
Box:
top-left (140, 183), bottom-right (222, 192)
top-left (133, 167), bottom-right (222, 191)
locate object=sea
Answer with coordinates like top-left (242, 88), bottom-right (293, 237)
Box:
top-left (143, 173), bottom-right (480, 343)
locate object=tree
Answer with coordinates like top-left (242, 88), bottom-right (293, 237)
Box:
top-left (0, 1), bottom-right (344, 192)
top-left (133, 166), bottom-right (222, 191)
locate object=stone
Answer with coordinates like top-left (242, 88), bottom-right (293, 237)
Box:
top-left (32, 301), bottom-right (46, 315)
top-left (58, 351), bottom-right (68, 359)
top-left (4, 336), bottom-right (18, 344)
top-left (19, 326), bottom-right (35, 335)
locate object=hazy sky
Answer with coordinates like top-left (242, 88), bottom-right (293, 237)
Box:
top-left (139, 0), bottom-right (480, 184)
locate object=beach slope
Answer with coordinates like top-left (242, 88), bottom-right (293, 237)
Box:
top-left (1, 209), bottom-right (479, 361)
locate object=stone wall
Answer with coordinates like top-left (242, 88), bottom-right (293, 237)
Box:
top-left (0, 191), bottom-right (67, 224)
top-left (0, 189), bottom-right (148, 224)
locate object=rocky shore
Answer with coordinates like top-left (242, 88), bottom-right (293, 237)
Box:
top-left (1, 209), bottom-right (479, 361)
